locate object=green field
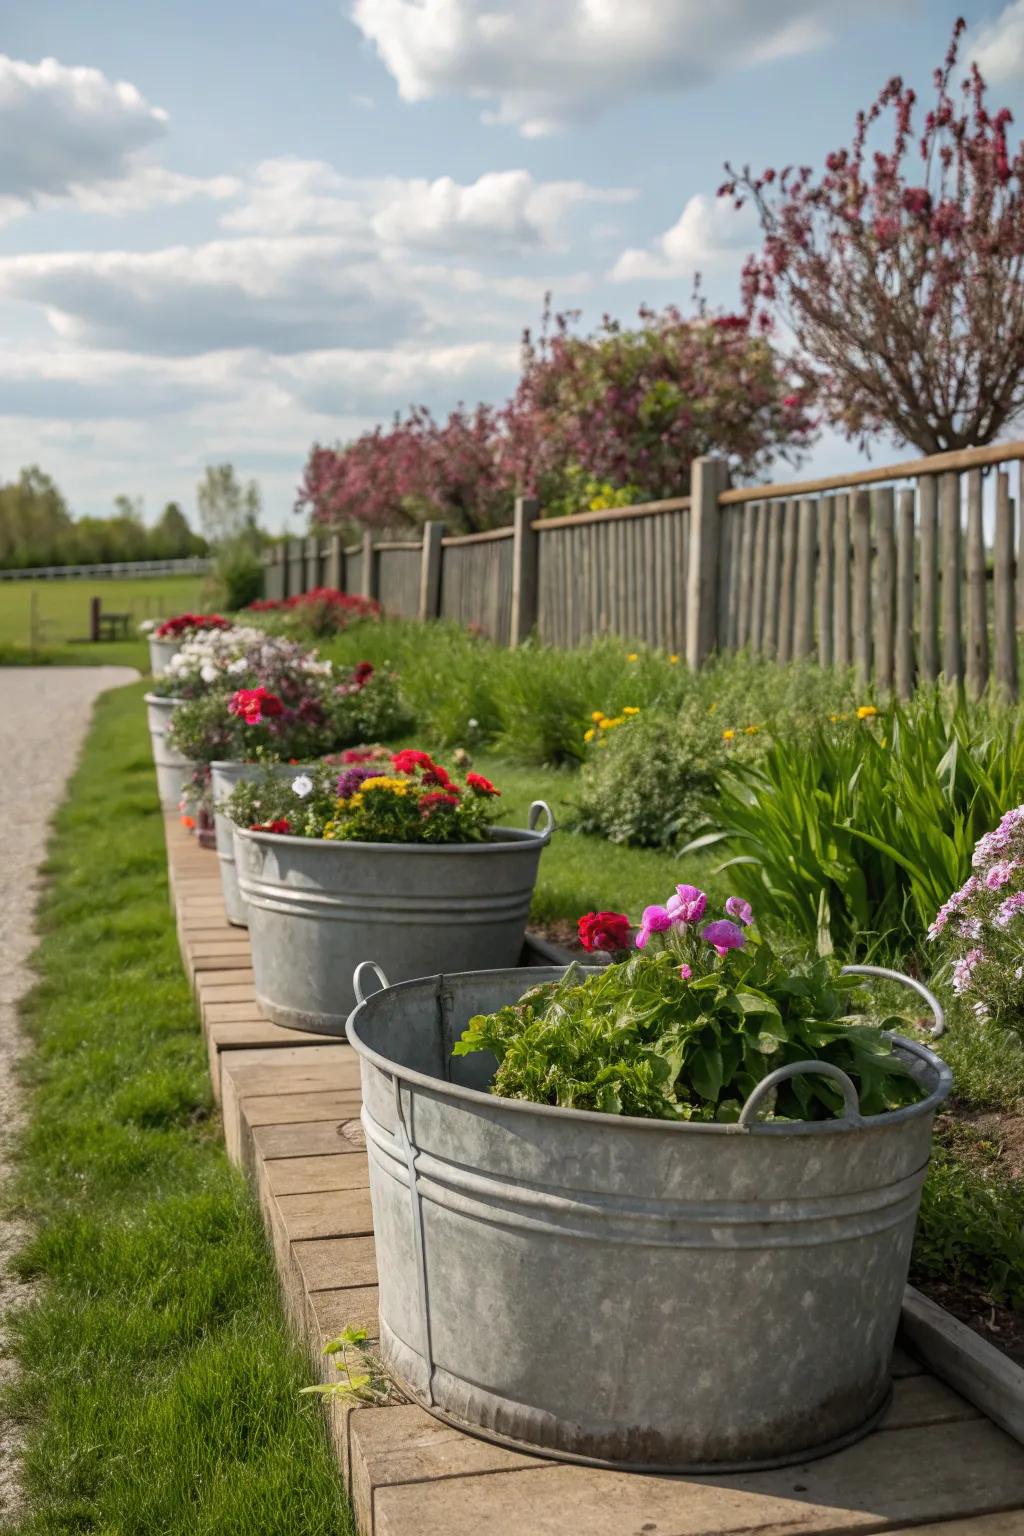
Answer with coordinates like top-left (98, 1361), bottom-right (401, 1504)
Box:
top-left (0, 574), bottom-right (208, 664)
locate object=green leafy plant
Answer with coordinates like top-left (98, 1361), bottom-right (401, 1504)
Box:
top-left (300, 1326), bottom-right (392, 1405)
top-left (455, 885), bottom-right (923, 1122)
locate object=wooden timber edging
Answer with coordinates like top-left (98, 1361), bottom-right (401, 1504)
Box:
top-left (163, 813), bottom-right (1024, 1536)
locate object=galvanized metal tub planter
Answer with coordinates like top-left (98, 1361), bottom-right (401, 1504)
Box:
top-left (346, 962), bottom-right (953, 1474)
top-left (143, 692), bottom-right (193, 812)
top-left (211, 760), bottom-right (309, 928)
top-left (147, 635), bottom-right (181, 677)
top-left (234, 804), bottom-right (553, 1035)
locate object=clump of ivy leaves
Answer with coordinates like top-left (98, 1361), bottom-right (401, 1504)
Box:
top-left (455, 942), bottom-right (925, 1123)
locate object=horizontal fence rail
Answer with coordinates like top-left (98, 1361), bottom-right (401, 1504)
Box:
top-left (0, 556), bottom-right (211, 581)
top-left (263, 439), bottom-right (1024, 696)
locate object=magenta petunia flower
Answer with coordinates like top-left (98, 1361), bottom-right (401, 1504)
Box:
top-left (700, 919), bottom-right (746, 957)
top-left (725, 896), bottom-right (754, 925)
top-left (635, 905), bottom-right (674, 949)
top-left (667, 884), bottom-right (707, 925)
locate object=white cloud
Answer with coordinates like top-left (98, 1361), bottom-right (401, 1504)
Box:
top-left (0, 53), bottom-right (238, 224)
top-left (350, 0), bottom-right (840, 135)
top-left (969, 2), bottom-right (1024, 81)
top-left (611, 194), bottom-right (757, 283)
top-left (223, 157), bottom-right (633, 253)
top-left (0, 237), bottom-right (424, 355)
top-left (277, 339), bottom-right (520, 414)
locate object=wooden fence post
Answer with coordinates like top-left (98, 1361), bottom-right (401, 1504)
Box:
top-left (686, 457), bottom-right (730, 667)
top-left (872, 486), bottom-right (895, 691)
top-left (325, 533), bottom-right (343, 591)
top-left (793, 497), bottom-right (817, 659)
top-left (510, 496), bottom-right (540, 645)
top-left (965, 468), bottom-right (988, 696)
top-left (418, 521), bottom-right (445, 621)
top-left (852, 489), bottom-right (873, 682)
top-left (940, 471), bottom-right (963, 682)
top-left (817, 498), bottom-right (833, 669)
top-left (895, 488), bottom-right (916, 698)
top-left (833, 492), bottom-right (851, 668)
top-left (360, 529), bottom-right (377, 602)
top-left (994, 471), bottom-right (1018, 699)
top-left (918, 476), bottom-right (939, 683)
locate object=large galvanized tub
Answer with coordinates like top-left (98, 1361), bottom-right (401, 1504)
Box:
top-left (211, 760), bottom-right (310, 928)
top-left (235, 805), bottom-right (553, 1035)
top-left (143, 692), bottom-right (193, 811)
top-left (147, 635), bottom-right (181, 677)
top-left (346, 963), bottom-right (952, 1473)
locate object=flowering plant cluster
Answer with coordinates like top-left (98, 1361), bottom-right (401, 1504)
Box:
top-left (142, 612), bottom-right (231, 639)
top-left (153, 627), bottom-right (330, 700)
top-left (455, 883), bottom-right (921, 1123)
top-left (225, 749), bottom-right (505, 846)
top-left (929, 805), bottom-right (1024, 1036)
top-left (165, 660), bottom-right (403, 766)
top-left (247, 588), bottom-right (380, 638)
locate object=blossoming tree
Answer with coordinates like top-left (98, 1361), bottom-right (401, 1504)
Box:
top-left (720, 19), bottom-right (1024, 453)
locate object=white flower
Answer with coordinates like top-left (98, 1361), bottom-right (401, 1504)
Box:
top-left (292, 774), bottom-right (314, 799)
top-left (200, 663), bottom-right (219, 684)
top-left (227, 656), bottom-right (248, 674)
top-left (140, 619), bottom-right (155, 633)
top-left (468, 718), bottom-right (479, 729)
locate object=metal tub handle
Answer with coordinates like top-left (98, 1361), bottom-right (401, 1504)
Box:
top-left (739, 1060), bottom-right (863, 1130)
top-left (840, 963), bottom-right (946, 1039)
top-left (528, 800), bottom-right (554, 838)
top-left (353, 961), bottom-right (391, 1006)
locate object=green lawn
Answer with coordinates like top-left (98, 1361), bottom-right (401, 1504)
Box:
top-left (0, 573), bottom-right (206, 666)
top-left (4, 679), bottom-right (351, 1535)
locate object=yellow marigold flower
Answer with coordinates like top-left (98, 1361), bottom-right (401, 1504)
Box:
top-left (668, 654), bottom-right (679, 664)
top-left (722, 728), bottom-right (736, 741)
top-left (591, 710), bottom-right (605, 722)
top-left (600, 715), bottom-right (625, 730)
top-left (623, 706), bottom-right (640, 716)
top-left (583, 727), bottom-right (596, 744)
top-left (627, 653), bottom-right (639, 662)
top-left (856, 705), bottom-right (878, 720)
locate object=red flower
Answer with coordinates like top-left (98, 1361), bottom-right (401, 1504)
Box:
top-left (250, 818), bottom-right (291, 834)
top-left (577, 911), bottom-right (631, 952)
top-left (466, 772), bottom-right (500, 797)
top-left (391, 749), bottom-right (436, 775)
top-left (340, 747), bottom-right (380, 764)
top-left (351, 661), bottom-right (375, 687)
top-left (423, 765), bottom-right (457, 790)
top-left (228, 686), bottom-right (285, 724)
top-left (155, 612), bottom-right (230, 638)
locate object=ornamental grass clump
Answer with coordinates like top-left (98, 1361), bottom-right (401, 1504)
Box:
top-left (455, 883), bottom-right (923, 1123)
top-left (225, 749), bottom-right (505, 845)
top-left (165, 660), bottom-right (403, 765)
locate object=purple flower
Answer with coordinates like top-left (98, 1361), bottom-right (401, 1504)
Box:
top-left (336, 762), bottom-right (383, 799)
top-left (985, 859), bottom-right (1019, 890)
top-left (678, 963), bottom-right (693, 981)
top-left (666, 884), bottom-right (707, 925)
top-left (725, 896), bottom-right (754, 925)
top-left (952, 946), bottom-right (984, 995)
top-left (635, 905), bottom-right (674, 949)
top-left (996, 891), bottom-right (1024, 928)
top-left (700, 919), bottom-right (746, 957)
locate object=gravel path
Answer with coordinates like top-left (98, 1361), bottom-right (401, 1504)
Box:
top-left (0, 666), bottom-right (136, 1525)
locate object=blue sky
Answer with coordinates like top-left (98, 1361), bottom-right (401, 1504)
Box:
top-left (1, 0), bottom-right (1022, 530)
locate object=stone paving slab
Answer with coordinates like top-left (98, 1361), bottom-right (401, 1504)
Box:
top-left (164, 809), bottom-right (1024, 1536)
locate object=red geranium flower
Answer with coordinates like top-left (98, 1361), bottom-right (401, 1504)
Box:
top-left (228, 686), bottom-right (285, 724)
top-left (250, 818), bottom-right (291, 834)
top-left (351, 661), bottom-right (375, 687)
top-left (419, 790), bottom-right (460, 815)
top-left (466, 772), bottom-right (500, 797)
top-left (391, 749), bottom-right (436, 775)
top-left (155, 612), bottom-right (230, 638)
top-left (577, 911), bottom-right (631, 952)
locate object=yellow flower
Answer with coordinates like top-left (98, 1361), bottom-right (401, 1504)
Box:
top-left (583, 727), bottom-right (596, 744)
top-left (722, 728), bottom-right (736, 741)
top-left (600, 715), bottom-right (625, 730)
top-left (623, 706), bottom-right (640, 716)
top-left (360, 775), bottom-right (409, 795)
top-left (591, 710), bottom-right (604, 722)
top-left (744, 724), bottom-right (760, 735)
top-left (668, 654), bottom-right (679, 664)
top-left (856, 705), bottom-right (878, 720)
top-left (627, 653), bottom-right (639, 662)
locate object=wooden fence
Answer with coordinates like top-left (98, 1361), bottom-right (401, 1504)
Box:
top-left (263, 439), bottom-right (1024, 697)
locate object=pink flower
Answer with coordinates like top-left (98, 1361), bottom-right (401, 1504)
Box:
top-left (952, 946), bottom-right (985, 995)
top-left (995, 891), bottom-right (1024, 928)
top-left (678, 963), bottom-right (693, 981)
top-left (666, 884), bottom-right (707, 925)
top-left (985, 859), bottom-right (1019, 890)
top-left (700, 919), bottom-right (746, 957)
top-left (725, 896), bottom-right (754, 925)
top-left (635, 905), bottom-right (674, 949)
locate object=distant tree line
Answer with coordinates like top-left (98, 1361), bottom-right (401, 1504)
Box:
top-left (0, 467), bottom-right (209, 570)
